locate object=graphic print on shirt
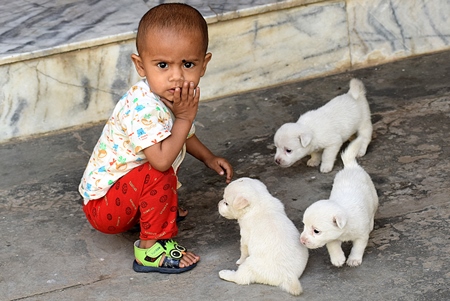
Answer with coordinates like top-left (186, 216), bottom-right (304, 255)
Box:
top-left (79, 79), bottom-right (195, 204)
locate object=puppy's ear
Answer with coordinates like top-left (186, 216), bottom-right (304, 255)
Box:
top-left (333, 214), bottom-right (347, 229)
top-left (234, 195), bottom-right (249, 210)
top-left (299, 132), bottom-right (312, 147)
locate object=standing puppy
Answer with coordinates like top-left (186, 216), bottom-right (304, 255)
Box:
top-left (274, 78), bottom-right (372, 173)
top-left (300, 140), bottom-right (378, 267)
top-left (218, 178), bottom-right (309, 296)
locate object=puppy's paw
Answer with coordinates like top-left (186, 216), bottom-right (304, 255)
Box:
top-left (330, 254), bottom-right (346, 267)
top-left (219, 269), bottom-right (236, 282)
top-left (307, 157), bottom-right (321, 167)
top-left (319, 163), bottom-right (333, 173)
top-left (280, 279), bottom-right (303, 296)
top-left (346, 257), bottom-right (362, 267)
top-left (357, 149), bottom-right (367, 157)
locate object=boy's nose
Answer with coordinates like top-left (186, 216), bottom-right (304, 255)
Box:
top-left (170, 67), bottom-right (184, 83)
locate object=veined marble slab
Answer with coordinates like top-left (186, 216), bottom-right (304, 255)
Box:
top-left (0, 0), bottom-right (317, 65)
top-left (1, 0), bottom-right (450, 142)
top-left (348, 0), bottom-right (450, 66)
top-left (202, 1), bottom-right (350, 98)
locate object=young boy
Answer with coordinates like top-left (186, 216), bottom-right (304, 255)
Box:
top-left (79, 3), bottom-right (233, 274)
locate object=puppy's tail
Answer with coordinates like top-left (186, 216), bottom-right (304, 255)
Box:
top-left (341, 139), bottom-right (362, 168)
top-left (348, 78), bottom-right (366, 100)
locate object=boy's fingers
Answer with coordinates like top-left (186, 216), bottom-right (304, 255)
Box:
top-left (181, 81), bottom-right (189, 100)
top-left (213, 161), bottom-right (233, 183)
top-left (173, 87), bottom-right (181, 103)
top-left (223, 166), bottom-right (233, 183)
top-left (194, 86), bottom-right (200, 101)
top-left (188, 82), bottom-right (195, 99)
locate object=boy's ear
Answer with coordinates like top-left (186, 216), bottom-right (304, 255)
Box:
top-left (200, 52), bottom-right (212, 77)
top-left (131, 54), bottom-right (146, 77)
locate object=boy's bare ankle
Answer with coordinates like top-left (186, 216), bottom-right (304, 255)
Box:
top-left (139, 239), bottom-right (157, 249)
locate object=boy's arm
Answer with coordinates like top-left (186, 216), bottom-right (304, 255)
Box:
top-left (186, 134), bottom-right (233, 183)
top-left (143, 118), bottom-right (192, 171)
top-left (143, 82), bottom-right (198, 171)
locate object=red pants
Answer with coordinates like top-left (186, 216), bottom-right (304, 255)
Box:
top-left (83, 163), bottom-right (179, 240)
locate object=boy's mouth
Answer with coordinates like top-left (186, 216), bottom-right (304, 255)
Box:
top-left (168, 87), bottom-right (180, 95)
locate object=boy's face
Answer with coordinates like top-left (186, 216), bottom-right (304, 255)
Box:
top-left (132, 28), bottom-right (211, 102)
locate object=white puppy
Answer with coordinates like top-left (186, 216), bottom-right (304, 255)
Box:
top-left (300, 140), bottom-right (378, 267)
top-left (218, 178), bottom-right (309, 296)
top-left (274, 78), bottom-right (372, 173)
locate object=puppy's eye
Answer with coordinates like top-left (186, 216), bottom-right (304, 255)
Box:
top-left (224, 202), bottom-right (228, 206)
top-left (286, 149), bottom-right (292, 154)
top-left (313, 228), bottom-right (320, 235)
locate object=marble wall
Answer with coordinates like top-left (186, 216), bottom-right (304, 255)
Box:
top-left (1, 0), bottom-right (449, 142)
top-left (348, 0), bottom-right (450, 66)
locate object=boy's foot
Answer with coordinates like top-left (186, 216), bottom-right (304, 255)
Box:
top-left (133, 239), bottom-right (199, 274)
top-left (177, 207), bottom-right (188, 222)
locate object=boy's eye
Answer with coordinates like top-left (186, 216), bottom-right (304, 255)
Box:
top-left (157, 62), bottom-right (168, 69)
top-left (183, 62), bottom-right (194, 68)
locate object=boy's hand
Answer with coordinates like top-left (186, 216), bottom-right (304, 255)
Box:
top-left (205, 156), bottom-right (234, 184)
top-left (161, 81), bottom-right (199, 123)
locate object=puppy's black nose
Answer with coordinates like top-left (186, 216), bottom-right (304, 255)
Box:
top-left (275, 159), bottom-right (280, 165)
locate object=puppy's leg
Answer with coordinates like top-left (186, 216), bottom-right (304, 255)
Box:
top-left (219, 262), bottom-right (253, 285)
top-left (346, 237), bottom-right (369, 267)
top-left (236, 243), bottom-right (249, 265)
top-left (279, 278), bottom-right (303, 296)
top-left (307, 151), bottom-right (322, 167)
top-left (356, 121), bottom-right (373, 157)
top-left (320, 145), bottom-right (341, 173)
top-left (219, 270), bottom-right (239, 283)
top-left (326, 240), bottom-right (346, 267)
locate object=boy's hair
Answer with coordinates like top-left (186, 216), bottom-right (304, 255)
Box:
top-left (136, 3), bottom-right (209, 54)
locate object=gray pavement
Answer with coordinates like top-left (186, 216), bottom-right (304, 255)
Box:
top-left (1, 50), bottom-right (450, 301)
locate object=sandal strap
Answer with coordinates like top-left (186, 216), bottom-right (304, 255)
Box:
top-left (144, 241), bottom-right (166, 258)
top-left (161, 256), bottom-right (181, 268)
top-left (134, 240), bottom-right (164, 267)
top-left (134, 239), bottom-right (187, 267)
top-left (159, 239), bottom-right (187, 258)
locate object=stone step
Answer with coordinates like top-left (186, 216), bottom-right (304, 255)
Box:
top-left (1, 0), bottom-right (449, 143)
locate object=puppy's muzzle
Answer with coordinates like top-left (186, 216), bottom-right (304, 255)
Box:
top-left (300, 236), bottom-right (308, 245)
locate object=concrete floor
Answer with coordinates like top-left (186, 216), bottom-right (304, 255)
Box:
top-left (1, 50), bottom-right (449, 300)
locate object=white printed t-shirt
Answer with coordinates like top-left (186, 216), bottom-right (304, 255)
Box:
top-left (79, 79), bottom-right (195, 205)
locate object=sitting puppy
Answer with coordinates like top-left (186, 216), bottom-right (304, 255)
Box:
top-left (218, 177), bottom-right (309, 296)
top-left (300, 140), bottom-right (378, 267)
top-left (274, 78), bottom-right (372, 173)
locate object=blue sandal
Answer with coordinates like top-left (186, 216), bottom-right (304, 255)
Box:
top-left (133, 239), bottom-right (197, 274)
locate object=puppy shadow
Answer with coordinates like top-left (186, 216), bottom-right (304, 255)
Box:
top-left (305, 242), bottom-right (354, 269)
